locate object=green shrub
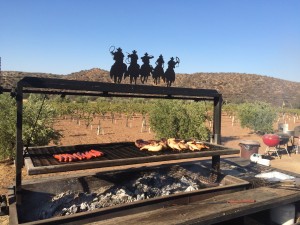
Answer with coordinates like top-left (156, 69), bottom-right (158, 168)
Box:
top-left (0, 94), bottom-right (61, 160)
top-left (149, 100), bottom-right (210, 140)
top-left (0, 94), bottom-right (16, 160)
top-left (237, 102), bottom-right (277, 134)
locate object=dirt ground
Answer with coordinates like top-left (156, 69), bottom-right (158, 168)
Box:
top-left (0, 113), bottom-right (300, 224)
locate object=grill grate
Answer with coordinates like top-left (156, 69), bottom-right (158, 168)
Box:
top-left (26, 142), bottom-right (149, 167)
top-left (24, 142), bottom-right (239, 175)
top-left (26, 142), bottom-right (227, 167)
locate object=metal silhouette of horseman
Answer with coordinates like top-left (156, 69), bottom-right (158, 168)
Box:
top-left (109, 46), bottom-right (127, 83)
top-left (152, 54), bottom-right (164, 85)
top-left (125, 50), bottom-right (140, 85)
top-left (140, 52), bottom-right (154, 84)
top-left (164, 57), bottom-right (180, 87)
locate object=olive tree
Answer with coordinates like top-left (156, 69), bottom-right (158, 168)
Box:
top-left (0, 94), bottom-right (61, 160)
top-left (237, 102), bottom-right (277, 134)
top-left (149, 100), bottom-right (210, 140)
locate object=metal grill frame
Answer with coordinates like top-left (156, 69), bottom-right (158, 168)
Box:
top-left (11, 76), bottom-right (223, 205)
top-left (24, 142), bottom-right (239, 175)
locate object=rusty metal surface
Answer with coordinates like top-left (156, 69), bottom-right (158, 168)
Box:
top-left (24, 142), bottom-right (239, 175)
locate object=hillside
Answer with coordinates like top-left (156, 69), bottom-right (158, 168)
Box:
top-left (1, 68), bottom-right (299, 107)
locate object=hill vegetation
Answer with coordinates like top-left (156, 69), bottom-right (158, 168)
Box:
top-left (1, 68), bottom-right (299, 107)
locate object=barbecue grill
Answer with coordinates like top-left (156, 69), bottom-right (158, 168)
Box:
top-left (263, 133), bottom-right (290, 158)
top-left (262, 134), bottom-right (280, 147)
top-left (275, 132), bottom-right (290, 148)
top-left (3, 77), bottom-right (245, 224)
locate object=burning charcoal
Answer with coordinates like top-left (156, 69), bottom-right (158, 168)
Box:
top-left (185, 186), bottom-right (196, 192)
top-left (70, 204), bottom-right (79, 214)
top-left (114, 189), bottom-right (131, 201)
top-left (116, 189), bottom-right (127, 196)
top-left (180, 176), bottom-right (194, 185)
top-left (90, 202), bottom-right (98, 210)
top-left (39, 165), bottom-right (227, 219)
top-left (61, 208), bottom-right (68, 215)
top-left (102, 193), bottom-right (112, 201)
top-left (161, 190), bottom-right (170, 196)
top-left (80, 202), bottom-right (89, 211)
top-left (136, 193), bottom-right (145, 201)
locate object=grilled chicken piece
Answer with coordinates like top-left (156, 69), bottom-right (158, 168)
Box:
top-left (186, 141), bottom-right (199, 151)
top-left (140, 143), bottom-right (163, 152)
top-left (195, 142), bottom-right (209, 150)
top-left (135, 139), bottom-right (150, 148)
top-left (187, 141), bottom-right (209, 151)
top-left (159, 138), bottom-right (168, 149)
top-left (167, 138), bottom-right (182, 151)
top-left (178, 140), bottom-right (189, 150)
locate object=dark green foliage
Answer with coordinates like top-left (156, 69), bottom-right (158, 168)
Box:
top-left (0, 94), bottom-right (61, 160)
top-left (149, 100), bottom-right (210, 140)
top-left (0, 94), bottom-right (16, 160)
top-left (237, 102), bottom-right (277, 134)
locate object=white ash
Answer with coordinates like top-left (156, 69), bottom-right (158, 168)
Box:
top-left (39, 165), bottom-right (216, 219)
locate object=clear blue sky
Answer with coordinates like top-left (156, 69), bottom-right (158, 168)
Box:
top-left (1, 0), bottom-right (299, 82)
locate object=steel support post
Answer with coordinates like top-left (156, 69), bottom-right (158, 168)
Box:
top-left (15, 83), bottom-right (23, 205)
top-left (212, 94), bottom-right (222, 172)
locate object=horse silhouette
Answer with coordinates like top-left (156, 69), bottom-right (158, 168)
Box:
top-left (140, 53), bottom-right (154, 84)
top-left (164, 57), bottom-right (180, 87)
top-left (152, 54), bottom-right (165, 85)
top-left (109, 46), bottom-right (127, 83)
top-left (125, 50), bottom-right (140, 85)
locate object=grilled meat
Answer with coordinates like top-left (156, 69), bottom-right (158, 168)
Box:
top-left (53, 150), bottom-right (104, 162)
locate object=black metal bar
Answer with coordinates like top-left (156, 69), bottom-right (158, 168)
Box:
top-left (18, 77), bottom-right (220, 98)
top-left (212, 95), bottom-right (223, 172)
top-left (213, 94), bottom-right (222, 145)
top-left (20, 89), bottom-right (215, 101)
top-left (15, 82), bottom-right (23, 205)
top-left (0, 88), bottom-right (11, 93)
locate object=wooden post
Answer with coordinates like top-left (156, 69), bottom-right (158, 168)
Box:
top-left (141, 118), bottom-right (146, 132)
top-left (97, 120), bottom-right (104, 135)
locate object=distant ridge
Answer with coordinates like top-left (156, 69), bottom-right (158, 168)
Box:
top-left (1, 68), bottom-right (299, 107)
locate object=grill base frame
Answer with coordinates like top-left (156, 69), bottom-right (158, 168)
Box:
top-left (9, 163), bottom-right (249, 225)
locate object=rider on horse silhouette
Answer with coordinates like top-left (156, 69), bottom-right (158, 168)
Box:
top-left (110, 47), bottom-right (127, 83)
top-left (140, 52), bottom-right (154, 84)
top-left (153, 54), bottom-right (165, 85)
top-left (164, 57), bottom-right (180, 87)
top-left (125, 50), bottom-right (140, 85)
